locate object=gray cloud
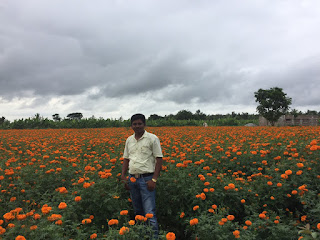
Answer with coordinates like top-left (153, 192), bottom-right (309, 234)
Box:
top-left (1, 0), bottom-right (320, 120)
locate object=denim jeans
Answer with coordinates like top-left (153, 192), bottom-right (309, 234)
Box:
top-left (129, 174), bottom-right (158, 238)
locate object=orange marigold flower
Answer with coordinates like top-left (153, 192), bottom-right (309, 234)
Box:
top-left (227, 215), bottom-right (235, 221)
top-left (15, 236), bottom-right (26, 240)
top-left (108, 219), bottom-right (119, 226)
top-left (90, 233), bottom-right (97, 239)
top-left (193, 205), bottom-right (199, 211)
top-left (129, 220), bottom-right (135, 225)
top-left (130, 177), bottom-right (136, 183)
top-left (0, 226), bottom-right (6, 235)
top-left (233, 230), bottom-right (240, 238)
top-left (75, 196), bottom-right (82, 202)
top-left (33, 213), bottom-right (41, 220)
top-left (285, 170), bottom-right (292, 175)
top-left (135, 215), bottom-right (145, 221)
top-left (245, 220), bottom-right (252, 226)
top-left (166, 232), bottom-right (176, 240)
top-left (119, 226), bottom-right (129, 235)
top-left (82, 218), bottom-right (92, 224)
top-left (301, 215), bottom-right (307, 221)
top-left (259, 213), bottom-right (266, 219)
top-left (221, 218), bottom-right (228, 223)
top-left (55, 220), bottom-right (63, 225)
top-left (41, 206), bottom-right (52, 215)
top-left (180, 212), bottom-right (185, 218)
top-left (145, 213), bottom-right (154, 219)
top-left (58, 202), bottom-right (67, 209)
top-left (296, 163), bottom-right (304, 168)
top-left (190, 218), bottom-right (199, 226)
top-left (120, 210), bottom-right (128, 215)
top-left (30, 225), bottom-right (37, 230)
top-left (241, 199), bottom-right (245, 204)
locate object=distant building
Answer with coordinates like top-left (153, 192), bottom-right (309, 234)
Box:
top-left (259, 115), bottom-right (319, 126)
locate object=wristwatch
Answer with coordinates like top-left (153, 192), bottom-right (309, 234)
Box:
top-left (152, 178), bottom-right (157, 183)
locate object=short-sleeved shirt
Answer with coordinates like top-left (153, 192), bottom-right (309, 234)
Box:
top-left (123, 130), bottom-right (163, 175)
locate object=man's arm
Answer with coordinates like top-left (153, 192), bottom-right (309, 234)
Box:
top-left (152, 157), bottom-right (163, 181)
top-left (121, 158), bottom-right (130, 190)
top-left (147, 157), bottom-right (163, 191)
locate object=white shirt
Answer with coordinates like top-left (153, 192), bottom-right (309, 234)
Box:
top-left (123, 130), bottom-right (163, 174)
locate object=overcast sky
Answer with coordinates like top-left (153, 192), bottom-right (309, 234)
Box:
top-left (1, 0), bottom-right (320, 121)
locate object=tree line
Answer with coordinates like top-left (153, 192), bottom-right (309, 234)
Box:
top-left (0, 110), bottom-right (260, 129)
top-left (1, 87), bottom-right (319, 129)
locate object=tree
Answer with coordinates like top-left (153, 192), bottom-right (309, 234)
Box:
top-left (254, 87), bottom-right (292, 126)
top-left (0, 116), bottom-right (5, 125)
top-left (67, 113), bottom-right (83, 120)
top-left (52, 114), bottom-right (61, 122)
top-left (175, 110), bottom-right (193, 120)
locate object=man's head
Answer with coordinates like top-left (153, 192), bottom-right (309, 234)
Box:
top-left (130, 114), bottom-right (146, 135)
top-left (130, 114), bottom-right (146, 125)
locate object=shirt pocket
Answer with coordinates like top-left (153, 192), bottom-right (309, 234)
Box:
top-left (141, 145), bottom-right (151, 156)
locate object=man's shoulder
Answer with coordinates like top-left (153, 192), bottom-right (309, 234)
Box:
top-left (144, 131), bottom-right (159, 140)
top-left (126, 134), bottom-right (135, 141)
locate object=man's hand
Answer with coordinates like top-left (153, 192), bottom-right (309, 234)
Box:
top-left (147, 180), bottom-right (156, 191)
top-left (121, 175), bottom-right (130, 190)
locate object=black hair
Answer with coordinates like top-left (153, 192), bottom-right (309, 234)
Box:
top-left (130, 113), bottom-right (146, 125)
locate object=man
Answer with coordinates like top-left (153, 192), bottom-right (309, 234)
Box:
top-left (121, 113), bottom-right (163, 238)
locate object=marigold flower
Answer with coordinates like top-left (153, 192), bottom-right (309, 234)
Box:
top-left (245, 220), bottom-right (252, 226)
top-left (297, 163), bottom-right (304, 168)
top-left (301, 215), bottom-right (307, 221)
top-left (108, 219), bottom-right (119, 225)
top-left (30, 225), bottom-right (37, 230)
top-left (129, 220), bottom-right (135, 225)
top-left (233, 230), bottom-right (240, 238)
top-left (119, 226), bottom-right (129, 235)
top-left (166, 232), bottom-right (176, 240)
top-left (145, 213), bottom-right (153, 218)
top-left (90, 233), bottom-right (97, 239)
top-left (193, 205), bottom-right (199, 211)
top-left (259, 213), bottom-right (266, 219)
top-left (120, 210), bottom-right (128, 215)
top-left (41, 206), bottom-right (52, 215)
top-left (15, 236), bottom-right (26, 240)
top-left (82, 218), bottom-right (92, 224)
top-left (180, 212), bottom-right (185, 218)
top-left (75, 196), bottom-right (82, 202)
top-left (0, 226), bottom-right (6, 235)
top-left (135, 215), bottom-right (145, 221)
top-left (221, 218), bottom-right (228, 223)
top-left (34, 214), bottom-right (41, 220)
top-left (55, 220), bottom-right (63, 225)
top-left (130, 177), bottom-right (136, 183)
top-left (58, 202), bottom-right (67, 209)
top-left (190, 218), bottom-right (199, 226)
top-left (227, 215), bottom-right (235, 221)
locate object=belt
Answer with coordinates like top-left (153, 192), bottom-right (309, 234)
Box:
top-left (130, 173), bottom-right (154, 178)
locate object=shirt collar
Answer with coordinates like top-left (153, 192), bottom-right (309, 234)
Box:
top-left (133, 130), bottom-right (147, 140)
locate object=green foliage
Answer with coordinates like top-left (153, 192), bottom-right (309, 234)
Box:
top-left (254, 87), bottom-right (292, 126)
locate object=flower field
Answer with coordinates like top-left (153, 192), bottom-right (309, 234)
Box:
top-left (0, 127), bottom-right (319, 240)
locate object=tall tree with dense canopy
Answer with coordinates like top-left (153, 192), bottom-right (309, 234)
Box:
top-left (254, 87), bottom-right (292, 126)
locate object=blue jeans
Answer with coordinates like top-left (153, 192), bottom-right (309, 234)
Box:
top-left (129, 174), bottom-right (158, 238)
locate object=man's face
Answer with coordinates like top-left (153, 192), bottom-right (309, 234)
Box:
top-left (131, 119), bottom-right (145, 135)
